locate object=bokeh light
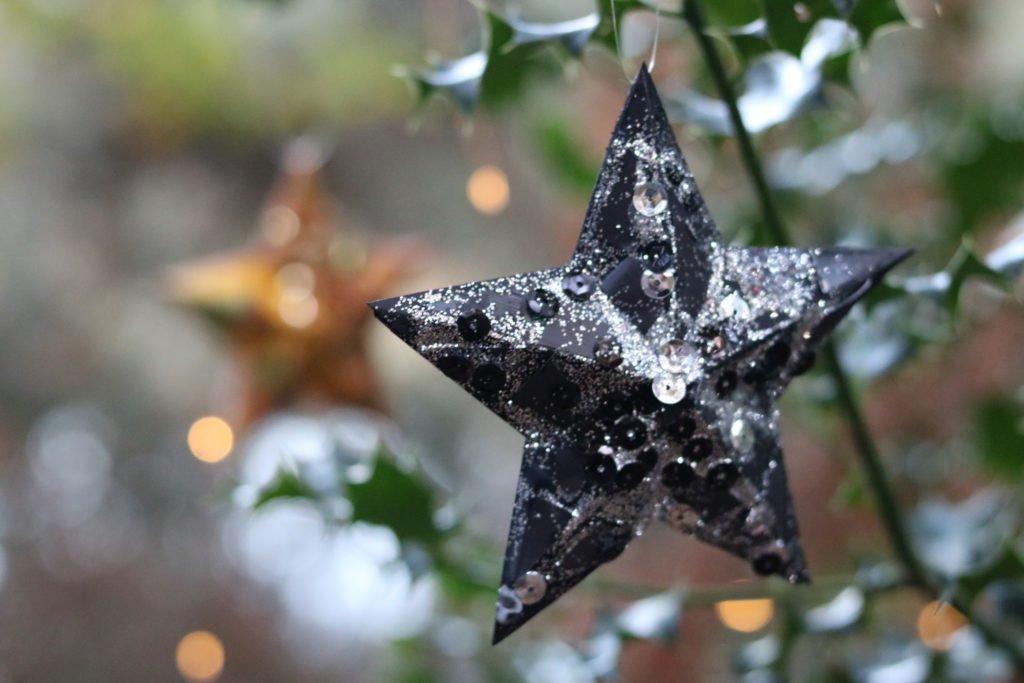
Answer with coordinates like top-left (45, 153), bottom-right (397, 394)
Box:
top-left (274, 262), bottom-right (320, 328)
top-left (466, 165), bottom-right (509, 215)
top-left (187, 417), bottom-right (234, 463)
top-left (917, 601), bottom-right (968, 651)
top-left (175, 630), bottom-right (225, 682)
top-left (715, 598), bottom-right (775, 633)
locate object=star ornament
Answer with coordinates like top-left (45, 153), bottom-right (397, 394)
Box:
top-left (371, 66), bottom-right (910, 643)
top-left (168, 140), bottom-right (423, 426)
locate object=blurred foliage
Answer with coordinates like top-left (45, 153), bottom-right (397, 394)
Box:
top-left (3, 0), bottom-right (1022, 680)
top-left (0, 0), bottom-right (411, 142)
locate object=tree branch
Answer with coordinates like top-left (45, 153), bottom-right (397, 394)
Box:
top-left (680, 0), bottom-right (1024, 670)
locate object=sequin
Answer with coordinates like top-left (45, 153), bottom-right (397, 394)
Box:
top-left (526, 289), bottom-right (560, 319)
top-left (514, 571), bottom-right (548, 605)
top-left (658, 339), bottom-right (698, 374)
top-left (707, 461), bottom-right (740, 489)
top-left (652, 373), bottom-right (687, 405)
top-left (562, 273), bottom-right (597, 301)
top-left (613, 415), bottom-right (648, 449)
top-left (457, 309), bottom-right (490, 341)
top-left (729, 418), bottom-right (755, 452)
top-left (593, 337), bottom-right (623, 367)
top-left (633, 182), bottom-right (668, 217)
top-left (752, 551), bottom-right (783, 576)
top-left (641, 269), bottom-right (675, 299)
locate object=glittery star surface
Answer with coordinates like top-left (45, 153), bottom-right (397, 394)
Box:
top-left (371, 66), bottom-right (909, 643)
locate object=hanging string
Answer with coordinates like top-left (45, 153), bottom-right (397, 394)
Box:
top-left (648, 2), bottom-right (662, 74)
top-left (609, 0), bottom-right (631, 81)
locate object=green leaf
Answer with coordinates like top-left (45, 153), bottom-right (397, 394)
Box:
top-left (943, 242), bottom-right (1012, 311)
top-left (762, 0), bottom-right (838, 55)
top-left (975, 397), bottom-right (1024, 483)
top-left (534, 118), bottom-right (601, 199)
top-left (729, 30), bottom-right (774, 66)
top-left (703, 0), bottom-right (762, 28)
top-left (592, 0), bottom-right (645, 53)
top-left (847, 0), bottom-right (905, 46)
top-left (253, 469), bottom-right (319, 509)
top-left (833, 469), bottom-right (870, 509)
top-left (347, 454), bottom-right (441, 546)
top-left (957, 542), bottom-right (1024, 600)
top-left (942, 117), bottom-right (1024, 234)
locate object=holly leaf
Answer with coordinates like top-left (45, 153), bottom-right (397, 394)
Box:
top-left (534, 117), bottom-right (601, 199)
top-left (942, 117), bottom-right (1024, 235)
top-left (253, 469), bottom-right (319, 509)
top-left (847, 0), bottom-right (905, 46)
top-left (704, 0), bottom-right (762, 29)
top-left (347, 453), bottom-right (441, 546)
top-left (943, 242), bottom-right (1012, 311)
top-left (762, 0), bottom-right (838, 55)
top-left (975, 397), bottom-right (1024, 483)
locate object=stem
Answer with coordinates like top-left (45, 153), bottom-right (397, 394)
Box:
top-left (681, 0), bottom-right (1024, 670)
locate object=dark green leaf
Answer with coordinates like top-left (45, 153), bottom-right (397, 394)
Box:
top-left (975, 397), bottom-right (1024, 483)
top-left (943, 242), bottom-right (1012, 311)
top-left (762, 0), bottom-right (838, 55)
top-left (253, 469), bottom-right (319, 509)
top-left (534, 118), bottom-right (601, 199)
top-left (592, 0), bottom-right (645, 53)
top-left (347, 455), bottom-right (441, 545)
top-left (704, 0), bottom-right (762, 28)
top-left (847, 0), bottom-right (905, 46)
top-left (942, 118), bottom-right (1024, 234)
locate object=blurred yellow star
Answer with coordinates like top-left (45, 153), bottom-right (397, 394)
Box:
top-left (168, 140), bottom-right (424, 427)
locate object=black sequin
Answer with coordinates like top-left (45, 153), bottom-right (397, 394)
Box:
top-left (526, 289), bottom-right (560, 319)
top-left (593, 337), bottom-right (623, 367)
top-left (752, 551), bottom-right (783, 576)
top-left (544, 380), bottom-right (581, 412)
top-left (715, 371), bottom-right (738, 397)
top-left (636, 448), bottom-right (659, 472)
top-left (613, 416), bottom-right (648, 449)
top-left (471, 363), bottom-right (506, 395)
top-left (639, 241), bottom-right (673, 273)
top-left (457, 309), bottom-right (491, 341)
top-left (562, 273), bottom-right (598, 301)
top-left (597, 392), bottom-right (632, 422)
top-left (616, 462), bottom-right (647, 490)
top-left (707, 461), bottom-right (740, 489)
top-left (685, 437), bottom-right (713, 461)
top-left (763, 340), bottom-right (791, 372)
top-left (661, 460), bottom-right (696, 492)
top-left (436, 354), bottom-right (473, 382)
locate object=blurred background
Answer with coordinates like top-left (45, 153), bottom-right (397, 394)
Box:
top-left (0, 0), bottom-right (1023, 681)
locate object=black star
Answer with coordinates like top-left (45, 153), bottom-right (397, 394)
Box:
top-left (371, 66), bottom-right (909, 644)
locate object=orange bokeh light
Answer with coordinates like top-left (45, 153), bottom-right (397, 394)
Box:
top-left (175, 630), bottom-right (225, 682)
top-left (187, 417), bottom-right (234, 463)
top-left (715, 598), bottom-right (775, 633)
top-left (917, 601), bottom-right (967, 651)
top-left (466, 165), bottom-right (510, 215)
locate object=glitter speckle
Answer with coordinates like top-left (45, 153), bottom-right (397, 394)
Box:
top-left (720, 292), bottom-right (751, 321)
